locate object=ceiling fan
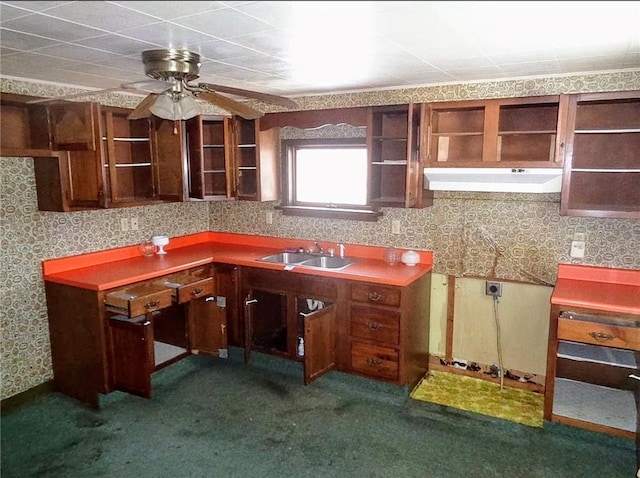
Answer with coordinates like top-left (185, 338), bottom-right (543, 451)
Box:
top-left (28, 48), bottom-right (298, 121)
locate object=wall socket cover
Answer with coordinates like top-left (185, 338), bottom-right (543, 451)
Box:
top-left (570, 240), bottom-right (585, 258)
top-left (391, 220), bottom-right (401, 234)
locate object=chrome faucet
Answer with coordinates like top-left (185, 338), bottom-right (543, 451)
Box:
top-left (310, 241), bottom-right (323, 254)
top-left (337, 243), bottom-right (345, 258)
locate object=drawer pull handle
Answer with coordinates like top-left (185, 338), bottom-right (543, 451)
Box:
top-left (366, 321), bottom-right (380, 330)
top-left (191, 288), bottom-right (203, 296)
top-left (145, 300), bottom-right (159, 309)
top-left (366, 358), bottom-right (381, 366)
top-left (588, 331), bottom-right (615, 342)
top-left (368, 292), bottom-right (383, 302)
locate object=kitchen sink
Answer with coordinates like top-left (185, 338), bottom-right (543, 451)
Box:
top-left (257, 252), bottom-right (316, 264)
top-left (298, 256), bottom-right (356, 270)
top-left (257, 252), bottom-right (356, 270)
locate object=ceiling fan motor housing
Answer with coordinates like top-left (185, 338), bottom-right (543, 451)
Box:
top-left (142, 49), bottom-right (201, 82)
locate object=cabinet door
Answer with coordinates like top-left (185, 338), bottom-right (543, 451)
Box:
top-left (48, 101), bottom-right (97, 151)
top-left (560, 91), bottom-right (640, 219)
top-left (367, 104), bottom-right (429, 208)
top-left (303, 303), bottom-right (336, 384)
top-left (108, 315), bottom-right (154, 398)
top-left (34, 102), bottom-right (107, 211)
top-left (102, 108), bottom-right (154, 204)
top-left (216, 265), bottom-right (242, 347)
top-left (186, 115), bottom-right (234, 200)
top-left (232, 117), bottom-right (259, 200)
top-left (151, 116), bottom-right (186, 201)
top-left (187, 296), bottom-right (228, 357)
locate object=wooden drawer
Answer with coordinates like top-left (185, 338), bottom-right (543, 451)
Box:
top-left (350, 305), bottom-right (400, 345)
top-left (351, 283), bottom-right (401, 307)
top-left (105, 282), bottom-right (174, 317)
top-left (155, 274), bottom-right (214, 304)
top-left (350, 341), bottom-right (398, 381)
top-left (558, 318), bottom-right (640, 351)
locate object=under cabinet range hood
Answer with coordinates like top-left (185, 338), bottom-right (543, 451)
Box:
top-left (423, 168), bottom-right (563, 193)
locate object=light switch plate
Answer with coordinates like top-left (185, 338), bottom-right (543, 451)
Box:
top-left (570, 240), bottom-right (585, 258)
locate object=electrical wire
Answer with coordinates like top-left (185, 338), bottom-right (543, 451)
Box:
top-left (493, 295), bottom-right (504, 391)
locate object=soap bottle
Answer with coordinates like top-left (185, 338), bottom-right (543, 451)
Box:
top-left (297, 337), bottom-right (305, 357)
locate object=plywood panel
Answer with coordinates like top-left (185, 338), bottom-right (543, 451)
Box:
top-left (451, 277), bottom-right (552, 376)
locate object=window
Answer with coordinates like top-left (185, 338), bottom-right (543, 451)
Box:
top-left (279, 138), bottom-right (381, 221)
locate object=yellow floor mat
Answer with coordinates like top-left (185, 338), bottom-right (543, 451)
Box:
top-left (410, 370), bottom-right (544, 428)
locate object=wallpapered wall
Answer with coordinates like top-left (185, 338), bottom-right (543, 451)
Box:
top-left (1, 71), bottom-right (639, 400)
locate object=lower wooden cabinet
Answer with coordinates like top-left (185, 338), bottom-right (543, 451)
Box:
top-left (241, 267), bottom-right (337, 384)
top-left (240, 267), bottom-right (431, 389)
top-left (347, 277), bottom-right (431, 390)
top-left (44, 259), bottom-right (431, 406)
top-left (544, 304), bottom-right (639, 439)
top-left (45, 264), bottom-right (227, 406)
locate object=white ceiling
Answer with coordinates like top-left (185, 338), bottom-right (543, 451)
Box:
top-left (1, 0), bottom-right (639, 100)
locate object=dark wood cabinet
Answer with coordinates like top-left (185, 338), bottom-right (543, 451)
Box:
top-left (186, 115), bottom-right (278, 201)
top-left (367, 103), bottom-right (431, 208)
top-left (425, 95), bottom-right (567, 168)
top-left (0, 93), bottom-right (51, 155)
top-left (544, 304), bottom-right (638, 439)
top-left (1, 96), bottom-right (186, 211)
top-left (45, 264), bottom-right (227, 405)
top-left (241, 267), bottom-right (337, 384)
top-left (560, 91), bottom-right (640, 219)
top-left (347, 276), bottom-right (431, 389)
top-left (101, 106), bottom-right (185, 207)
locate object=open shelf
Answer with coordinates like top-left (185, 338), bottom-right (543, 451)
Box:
top-left (553, 378), bottom-right (636, 432)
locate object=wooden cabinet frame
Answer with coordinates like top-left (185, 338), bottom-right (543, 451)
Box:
top-left (424, 95), bottom-right (568, 168)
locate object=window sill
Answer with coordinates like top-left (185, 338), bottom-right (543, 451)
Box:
top-left (277, 205), bottom-right (382, 221)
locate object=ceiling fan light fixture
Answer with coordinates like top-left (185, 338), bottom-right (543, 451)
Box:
top-left (149, 93), bottom-right (201, 121)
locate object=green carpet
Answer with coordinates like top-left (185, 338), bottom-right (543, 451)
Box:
top-left (1, 352), bottom-right (635, 477)
top-left (410, 370), bottom-right (545, 428)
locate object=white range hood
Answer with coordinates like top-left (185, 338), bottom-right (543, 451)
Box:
top-left (423, 167), bottom-right (563, 193)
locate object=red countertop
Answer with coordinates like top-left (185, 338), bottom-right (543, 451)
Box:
top-left (42, 232), bottom-right (433, 291)
top-left (551, 264), bottom-right (640, 316)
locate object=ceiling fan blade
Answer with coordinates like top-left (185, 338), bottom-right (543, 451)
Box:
top-left (128, 93), bottom-right (159, 120)
top-left (198, 91), bottom-right (264, 120)
top-left (198, 82), bottom-right (298, 109)
top-left (121, 80), bottom-right (173, 95)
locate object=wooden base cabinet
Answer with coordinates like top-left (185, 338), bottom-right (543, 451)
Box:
top-left (347, 275), bottom-right (431, 390)
top-left (544, 304), bottom-right (639, 439)
top-left (44, 265), bottom-right (226, 406)
top-left (241, 267), bottom-right (337, 384)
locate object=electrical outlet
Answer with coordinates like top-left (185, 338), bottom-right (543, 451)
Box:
top-left (570, 240), bottom-right (585, 258)
top-left (391, 220), bottom-right (401, 235)
top-left (130, 217), bottom-right (139, 231)
top-left (265, 211), bottom-right (273, 225)
top-left (485, 281), bottom-right (502, 297)
top-left (120, 217), bottom-right (129, 232)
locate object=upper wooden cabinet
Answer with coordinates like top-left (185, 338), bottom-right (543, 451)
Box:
top-left (34, 102), bottom-right (186, 211)
top-left (424, 95), bottom-right (568, 168)
top-left (367, 104), bottom-right (432, 208)
top-left (185, 115), bottom-right (278, 202)
top-left (0, 93), bottom-right (52, 156)
top-left (560, 91), bottom-right (640, 219)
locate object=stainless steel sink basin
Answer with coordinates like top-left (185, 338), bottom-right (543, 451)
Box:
top-left (257, 252), bottom-right (315, 264)
top-left (257, 251), bottom-right (356, 270)
top-left (299, 256), bottom-right (356, 270)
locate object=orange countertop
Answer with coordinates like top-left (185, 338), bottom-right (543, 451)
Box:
top-left (551, 264), bottom-right (640, 316)
top-left (42, 232), bottom-right (433, 291)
